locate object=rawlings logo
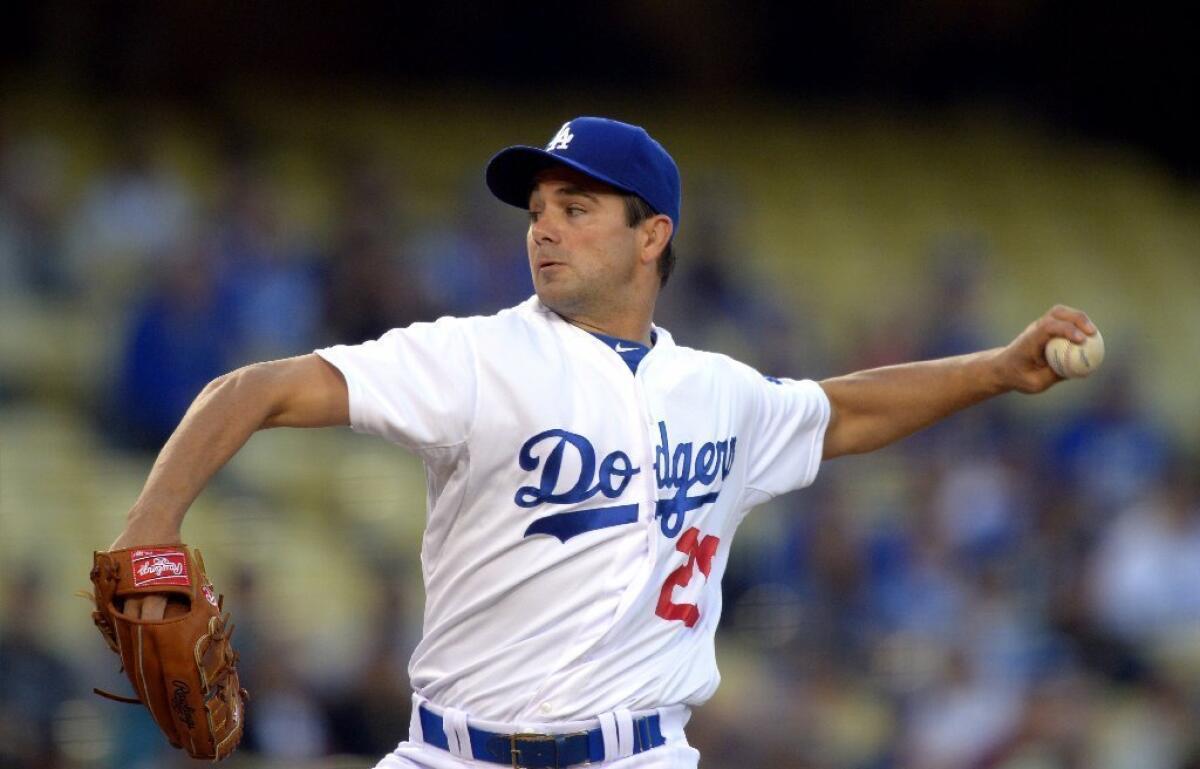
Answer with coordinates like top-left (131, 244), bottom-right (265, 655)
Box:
top-left (138, 558), bottom-right (183, 579)
top-left (130, 549), bottom-right (191, 587)
top-left (171, 680), bottom-right (196, 729)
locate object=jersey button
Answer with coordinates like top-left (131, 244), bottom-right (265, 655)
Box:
top-left (539, 702), bottom-right (553, 715)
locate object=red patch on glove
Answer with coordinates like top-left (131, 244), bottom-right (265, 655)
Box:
top-left (131, 549), bottom-right (191, 587)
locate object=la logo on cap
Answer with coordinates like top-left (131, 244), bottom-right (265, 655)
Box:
top-left (546, 122), bottom-right (574, 151)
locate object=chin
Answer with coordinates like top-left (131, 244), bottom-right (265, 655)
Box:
top-left (534, 283), bottom-right (583, 317)
top-left (533, 284), bottom-right (566, 311)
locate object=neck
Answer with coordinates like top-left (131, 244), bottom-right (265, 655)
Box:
top-left (559, 311), bottom-right (654, 346)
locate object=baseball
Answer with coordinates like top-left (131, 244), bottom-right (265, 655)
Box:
top-left (1045, 329), bottom-right (1105, 378)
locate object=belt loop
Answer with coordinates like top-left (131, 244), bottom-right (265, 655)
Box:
top-left (409, 694), bottom-right (426, 744)
top-left (442, 706), bottom-right (474, 760)
top-left (613, 708), bottom-right (635, 758)
top-left (597, 711), bottom-right (619, 760)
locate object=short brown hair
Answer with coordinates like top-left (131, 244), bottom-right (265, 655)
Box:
top-left (623, 195), bottom-right (675, 288)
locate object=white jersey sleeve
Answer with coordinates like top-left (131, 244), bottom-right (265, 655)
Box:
top-left (742, 375), bottom-right (831, 499)
top-left (314, 317), bottom-right (477, 451)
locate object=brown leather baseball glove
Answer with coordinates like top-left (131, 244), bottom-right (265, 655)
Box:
top-left (88, 544), bottom-right (248, 761)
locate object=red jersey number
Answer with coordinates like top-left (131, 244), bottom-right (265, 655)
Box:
top-left (655, 527), bottom-right (720, 627)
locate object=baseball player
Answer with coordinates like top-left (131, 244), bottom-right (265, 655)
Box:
top-left (109, 116), bottom-right (1098, 768)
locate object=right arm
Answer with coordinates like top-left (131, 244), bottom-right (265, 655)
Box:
top-left (111, 354), bottom-right (348, 616)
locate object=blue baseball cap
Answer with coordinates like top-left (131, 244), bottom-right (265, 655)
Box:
top-left (485, 116), bottom-right (680, 232)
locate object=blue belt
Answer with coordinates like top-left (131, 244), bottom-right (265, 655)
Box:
top-left (417, 704), bottom-right (666, 768)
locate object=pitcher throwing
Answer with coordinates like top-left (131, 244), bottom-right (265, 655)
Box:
top-left (100, 116), bottom-right (1100, 767)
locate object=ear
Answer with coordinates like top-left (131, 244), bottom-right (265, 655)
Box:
top-left (637, 214), bottom-right (674, 266)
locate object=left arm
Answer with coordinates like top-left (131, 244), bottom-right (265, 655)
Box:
top-left (819, 304), bottom-right (1096, 459)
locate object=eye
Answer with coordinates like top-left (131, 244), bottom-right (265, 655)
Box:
top-left (566, 205), bottom-right (586, 217)
top-left (528, 210), bottom-right (541, 223)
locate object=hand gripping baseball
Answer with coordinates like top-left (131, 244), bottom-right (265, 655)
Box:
top-left (87, 544), bottom-right (248, 761)
top-left (998, 304), bottom-right (1099, 394)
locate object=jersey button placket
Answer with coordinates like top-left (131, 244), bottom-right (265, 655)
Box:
top-left (632, 359), bottom-right (662, 534)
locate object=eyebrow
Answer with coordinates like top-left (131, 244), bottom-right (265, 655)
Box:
top-left (552, 186), bottom-right (601, 203)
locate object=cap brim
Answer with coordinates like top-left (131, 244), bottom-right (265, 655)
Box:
top-left (485, 146), bottom-right (637, 211)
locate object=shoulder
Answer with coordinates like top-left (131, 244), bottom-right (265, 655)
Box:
top-left (658, 334), bottom-right (766, 386)
top-left (396, 297), bottom-right (548, 340)
top-left (655, 333), bottom-right (825, 409)
top-left (452, 295), bottom-right (556, 343)
top-left (373, 297), bottom-right (564, 374)
top-left (464, 295), bottom-right (549, 328)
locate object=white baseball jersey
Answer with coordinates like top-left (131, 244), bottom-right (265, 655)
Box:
top-left (316, 295), bottom-right (830, 724)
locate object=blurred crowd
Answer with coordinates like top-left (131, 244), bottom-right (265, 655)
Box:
top-left (2, 113), bottom-right (1198, 769)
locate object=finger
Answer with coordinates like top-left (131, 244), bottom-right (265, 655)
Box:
top-left (1049, 305), bottom-right (1096, 334)
top-left (1033, 366), bottom-right (1064, 392)
top-left (141, 594), bottom-right (168, 621)
top-left (1045, 319), bottom-right (1088, 344)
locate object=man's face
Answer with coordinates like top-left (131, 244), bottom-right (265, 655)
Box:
top-left (526, 166), bottom-right (639, 318)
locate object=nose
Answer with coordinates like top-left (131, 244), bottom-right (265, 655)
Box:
top-left (530, 211), bottom-right (559, 245)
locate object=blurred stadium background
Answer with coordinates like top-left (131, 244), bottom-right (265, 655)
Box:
top-left (2, 3), bottom-right (1198, 768)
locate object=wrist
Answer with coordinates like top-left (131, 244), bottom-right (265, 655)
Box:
top-left (979, 347), bottom-right (1014, 395)
top-left (112, 509), bottom-right (182, 550)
